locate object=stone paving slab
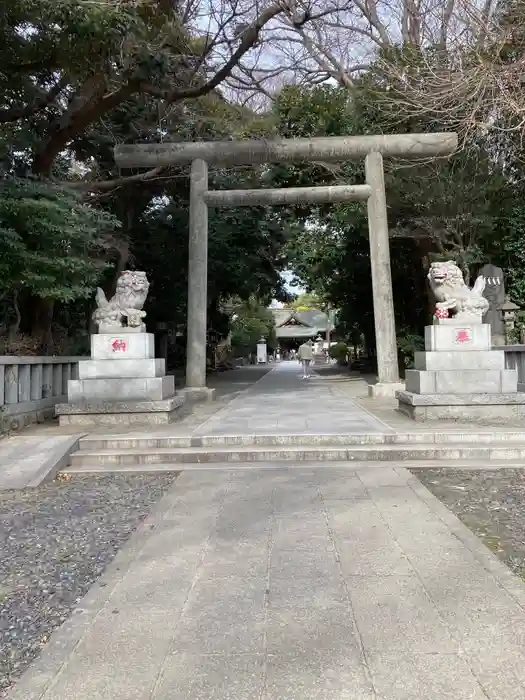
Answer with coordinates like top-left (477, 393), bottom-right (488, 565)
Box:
top-left (0, 434), bottom-right (82, 489)
top-left (7, 465), bottom-right (525, 700)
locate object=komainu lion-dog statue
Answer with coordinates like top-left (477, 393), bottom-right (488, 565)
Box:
top-left (92, 270), bottom-right (150, 332)
top-left (427, 261), bottom-right (489, 323)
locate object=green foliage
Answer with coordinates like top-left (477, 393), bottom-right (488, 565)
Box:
top-left (291, 292), bottom-right (325, 311)
top-left (329, 342), bottom-right (349, 365)
top-left (0, 177), bottom-right (117, 301)
top-left (129, 168), bottom-right (291, 335)
top-left (230, 299), bottom-right (276, 357)
top-left (275, 85), bottom-right (355, 139)
top-left (396, 329), bottom-right (425, 370)
top-left (487, 203), bottom-right (525, 308)
top-left (0, 0), bottom-right (293, 352)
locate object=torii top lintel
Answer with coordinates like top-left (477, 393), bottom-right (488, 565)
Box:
top-left (114, 133), bottom-right (458, 169)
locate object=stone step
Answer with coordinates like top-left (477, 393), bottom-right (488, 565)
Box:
top-left (78, 430), bottom-right (525, 451)
top-left (69, 442), bottom-right (525, 466)
top-left (64, 458), bottom-right (525, 474)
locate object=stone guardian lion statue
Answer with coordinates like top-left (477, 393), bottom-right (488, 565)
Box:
top-left (427, 261), bottom-right (489, 323)
top-left (92, 270), bottom-right (150, 333)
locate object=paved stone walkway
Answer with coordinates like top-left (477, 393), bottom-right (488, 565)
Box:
top-left (5, 363), bottom-right (525, 697)
top-left (196, 361), bottom-right (393, 435)
top-left (8, 465), bottom-right (525, 699)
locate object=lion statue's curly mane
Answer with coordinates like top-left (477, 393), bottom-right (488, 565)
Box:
top-left (92, 270), bottom-right (149, 331)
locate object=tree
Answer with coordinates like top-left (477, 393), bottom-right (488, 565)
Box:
top-left (0, 0), bottom-right (311, 347)
top-left (368, 1), bottom-right (525, 151)
top-left (230, 298), bottom-right (276, 357)
top-left (224, 0), bottom-right (498, 106)
top-left (0, 0), bottom-right (322, 183)
top-left (0, 177), bottom-right (118, 346)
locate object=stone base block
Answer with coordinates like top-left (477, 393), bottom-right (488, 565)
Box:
top-left (397, 390), bottom-right (525, 423)
top-left (67, 375), bottom-right (175, 402)
top-left (56, 396), bottom-right (186, 427)
top-left (405, 369), bottom-right (517, 394)
top-left (425, 324), bottom-right (491, 352)
top-left (367, 382), bottom-right (405, 398)
top-left (78, 358), bottom-right (166, 379)
top-left (414, 350), bottom-right (505, 371)
top-left (91, 333), bottom-right (154, 360)
top-left (179, 387), bottom-right (216, 403)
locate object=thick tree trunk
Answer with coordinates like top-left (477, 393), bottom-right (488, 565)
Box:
top-left (32, 298), bottom-right (55, 354)
top-left (8, 291), bottom-right (22, 341)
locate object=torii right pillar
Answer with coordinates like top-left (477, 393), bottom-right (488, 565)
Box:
top-left (365, 151), bottom-right (404, 397)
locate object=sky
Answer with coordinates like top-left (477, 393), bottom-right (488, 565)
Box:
top-left (282, 270), bottom-right (305, 294)
top-left (269, 271), bottom-right (305, 307)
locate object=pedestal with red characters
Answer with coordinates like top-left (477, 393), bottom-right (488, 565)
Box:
top-left (396, 317), bottom-right (525, 423)
top-left (56, 332), bottom-right (185, 426)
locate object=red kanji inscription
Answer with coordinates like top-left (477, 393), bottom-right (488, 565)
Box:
top-left (455, 329), bottom-right (471, 344)
top-left (111, 339), bottom-right (128, 352)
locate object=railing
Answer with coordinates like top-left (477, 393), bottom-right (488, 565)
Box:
top-left (0, 356), bottom-right (84, 432)
top-left (501, 345), bottom-right (525, 392)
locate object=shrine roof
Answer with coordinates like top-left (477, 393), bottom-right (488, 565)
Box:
top-left (270, 308), bottom-right (330, 337)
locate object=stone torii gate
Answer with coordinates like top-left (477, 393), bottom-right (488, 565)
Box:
top-left (114, 133), bottom-right (458, 398)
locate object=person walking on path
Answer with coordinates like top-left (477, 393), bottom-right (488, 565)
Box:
top-left (298, 339), bottom-right (314, 379)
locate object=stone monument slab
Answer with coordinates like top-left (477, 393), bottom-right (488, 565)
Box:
top-left (480, 263), bottom-right (505, 345)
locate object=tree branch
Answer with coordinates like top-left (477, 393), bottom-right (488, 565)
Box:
top-left (0, 77), bottom-right (67, 124)
top-left (32, 82), bottom-right (139, 175)
top-left (67, 166), bottom-right (173, 195)
top-left (140, 2), bottom-right (286, 101)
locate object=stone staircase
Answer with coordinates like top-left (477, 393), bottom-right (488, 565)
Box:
top-left (65, 431), bottom-right (525, 471)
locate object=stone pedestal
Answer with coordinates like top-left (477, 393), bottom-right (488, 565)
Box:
top-left (396, 321), bottom-right (525, 423)
top-left (56, 333), bottom-right (186, 426)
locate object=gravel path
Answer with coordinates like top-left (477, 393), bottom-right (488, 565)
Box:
top-left (411, 468), bottom-right (525, 580)
top-left (0, 472), bottom-right (179, 697)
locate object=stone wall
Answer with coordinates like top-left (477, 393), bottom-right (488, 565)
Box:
top-left (0, 356), bottom-right (84, 432)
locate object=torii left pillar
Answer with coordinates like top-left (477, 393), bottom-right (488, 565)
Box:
top-left (184, 159), bottom-right (215, 401)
